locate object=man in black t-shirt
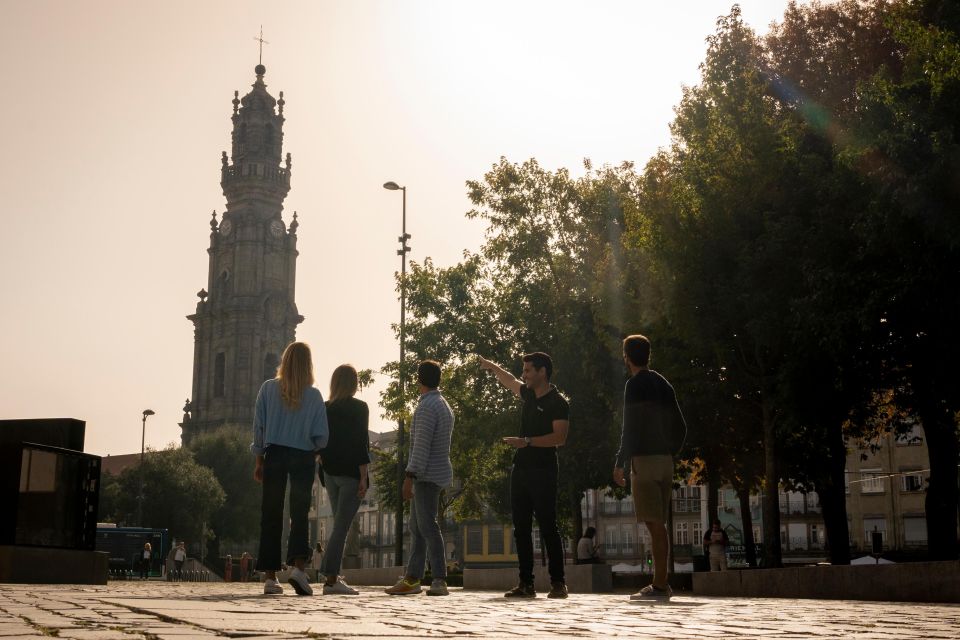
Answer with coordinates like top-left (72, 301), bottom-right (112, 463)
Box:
top-left (478, 352), bottom-right (570, 599)
top-left (613, 334), bottom-right (686, 602)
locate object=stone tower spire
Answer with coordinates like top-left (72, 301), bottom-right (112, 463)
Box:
top-left (180, 65), bottom-right (303, 445)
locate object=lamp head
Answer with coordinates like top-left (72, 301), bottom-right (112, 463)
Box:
top-left (383, 181), bottom-right (402, 191)
top-left (143, 409), bottom-right (155, 417)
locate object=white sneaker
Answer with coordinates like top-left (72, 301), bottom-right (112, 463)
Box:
top-left (287, 567), bottom-right (313, 596)
top-left (426, 578), bottom-right (449, 596)
top-left (323, 579), bottom-right (359, 595)
top-left (263, 578), bottom-right (283, 595)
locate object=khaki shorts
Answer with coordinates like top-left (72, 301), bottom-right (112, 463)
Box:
top-left (630, 455), bottom-right (673, 523)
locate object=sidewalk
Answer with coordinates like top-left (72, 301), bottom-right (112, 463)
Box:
top-left (1, 581), bottom-right (957, 639)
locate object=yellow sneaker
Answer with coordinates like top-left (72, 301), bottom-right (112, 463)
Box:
top-left (384, 577), bottom-right (422, 595)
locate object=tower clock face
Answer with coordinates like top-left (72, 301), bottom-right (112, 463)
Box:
top-left (270, 220), bottom-right (285, 238)
top-left (219, 219), bottom-right (232, 236)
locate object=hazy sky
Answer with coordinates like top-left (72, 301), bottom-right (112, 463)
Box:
top-left (0, 0), bottom-right (795, 456)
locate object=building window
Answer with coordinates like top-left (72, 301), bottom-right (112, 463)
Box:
top-left (903, 517), bottom-right (927, 546)
top-left (488, 526), bottom-right (504, 555)
top-left (692, 521), bottom-right (703, 550)
top-left (901, 471), bottom-right (926, 492)
top-left (637, 523), bottom-right (651, 546)
top-left (863, 517), bottom-right (887, 547)
top-left (811, 524), bottom-right (825, 549)
top-left (532, 528), bottom-right (541, 552)
top-left (604, 526), bottom-right (618, 555)
top-left (467, 526), bottom-right (483, 555)
top-left (602, 493), bottom-right (619, 515)
top-left (620, 525), bottom-right (635, 556)
top-left (860, 469), bottom-right (885, 494)
top-left (674, 486), bottom-right (701, 513)
top-left (674, 522), bottom-right (689, 545)
top-left (753, 525), bottom-right (762, 544)
top-left (214, 353), bottom-right (225, 398)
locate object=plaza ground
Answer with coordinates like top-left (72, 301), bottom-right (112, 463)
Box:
top-left (1, 581), bottom-right (957, 639)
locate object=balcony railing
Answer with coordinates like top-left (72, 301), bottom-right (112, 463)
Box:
top-left (673, 498), bottom-right (701, 513)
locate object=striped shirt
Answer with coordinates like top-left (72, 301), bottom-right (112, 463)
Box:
top-left (406, 389), bottom-right (455, 487)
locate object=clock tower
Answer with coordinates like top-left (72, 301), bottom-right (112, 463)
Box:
top-left (180, 64), bottom-right (303, 445)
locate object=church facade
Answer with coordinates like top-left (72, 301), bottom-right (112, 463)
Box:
top-left (180, 64), bottom-right (303, 445)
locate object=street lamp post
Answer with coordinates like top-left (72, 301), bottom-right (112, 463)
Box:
top-left (383, 180), bottom-right (410, 567)
top-left (138, 409), bottom-right (155, 527)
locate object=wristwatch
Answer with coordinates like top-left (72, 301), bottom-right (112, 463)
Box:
top-left (524, 436), bottom-right (532, 447)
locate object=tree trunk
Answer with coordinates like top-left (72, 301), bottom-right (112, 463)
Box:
top-left (921, 412), bottom-right (959, 561)
top-left (705, 459), bottom-right (721, 524)
top-left (703, 459), bottom-right (721, 568)
top-left (737, 485), bottom-right (757, 568)
top-left (761, 399), bottom-right (782, 568)
top-left (819, 424), bottom-right (851, 565)
top-left (571, 490), bottom-right (584, 546)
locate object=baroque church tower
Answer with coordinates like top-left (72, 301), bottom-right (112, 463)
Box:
top-left (180, 64), bottom-right (303, 444)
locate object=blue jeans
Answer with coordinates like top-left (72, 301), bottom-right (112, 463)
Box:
top-left (257, 445), bottom-right (316, 571)
top-left (319, 473), bottom-right (361, 578)
top-left (406, 480), bottom-right (446, 581)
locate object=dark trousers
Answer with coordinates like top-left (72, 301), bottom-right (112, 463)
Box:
top-left (258, 445), bottom-right (316, 571)
top-left (511, 464), bottom-right (565, 585)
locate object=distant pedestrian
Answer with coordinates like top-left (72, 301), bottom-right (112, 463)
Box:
top-left (704, 520), bottom-right (730, 571)
top-left (478, 352), bottom-right (570, 599)
top-left (174, 541), bottom-right (186, 577)
top-left (576, 527), bottom-right (601, 564)
top-left (252, 341), bottom-right (329, 596)
top-left (317, 364), bottom-right (370, 595)
top-left (385, 360), bottom-right (455, 597)
top-left (240, 552), bottom-right (251, 582)
top-left (224, 554), bottom-right (233, 582)
top-left (613, 334), bottom-right (686, 601)
top-left (140, 542), bottom-right (152, 579)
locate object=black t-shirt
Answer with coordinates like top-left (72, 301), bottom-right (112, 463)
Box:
top-left (513, 384), bottom-right (570, 469)
top-left (318, 397), bottom-right (371, 479)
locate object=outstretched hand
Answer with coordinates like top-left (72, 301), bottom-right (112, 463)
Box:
top-left (476, 355), bottom-right (495, 371)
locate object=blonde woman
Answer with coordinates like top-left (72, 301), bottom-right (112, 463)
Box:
top-left (140, 542), bottom-right (152, 579)
top-left (316, 364), bottom-right (370, 595)
top-left (251, 342), bottom-right (329, 596)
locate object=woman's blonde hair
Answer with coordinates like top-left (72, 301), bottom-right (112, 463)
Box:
top-left (329, 364), bottom-right (359, 403)
top-left (277, 342), bottom-right (315, 410)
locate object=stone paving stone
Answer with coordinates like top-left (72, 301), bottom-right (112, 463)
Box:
top-left (3, 582), bottom-right (960, 639)
top-left (0, 626), bottom-right (41, 638)
top-left (57, 630), bottom-right (143, 640)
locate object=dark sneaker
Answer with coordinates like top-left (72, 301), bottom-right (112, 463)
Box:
top-left (547, 581), bottom-right (568, 599)
top-left (630, 583), bottom-right (672, 601)
top-left (504, 582), bottom-right (536, 598)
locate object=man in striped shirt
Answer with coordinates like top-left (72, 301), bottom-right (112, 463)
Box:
top-left (385, 360), bottom-right (455, 596)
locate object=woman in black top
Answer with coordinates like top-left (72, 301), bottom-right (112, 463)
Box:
top-left (317, 364), bottom-right (370, 594)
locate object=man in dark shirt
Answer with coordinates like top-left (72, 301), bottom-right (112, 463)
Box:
top-left (613, 334), bottom-right (686, 601)
top-left (478, 352), bottom-right (570, 599)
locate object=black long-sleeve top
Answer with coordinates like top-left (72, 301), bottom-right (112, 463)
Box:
top-left (317, 397), bottom-right (371, 479)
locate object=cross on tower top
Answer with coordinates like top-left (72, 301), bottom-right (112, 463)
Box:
top-left (253, 26), bottom-right (269, 65)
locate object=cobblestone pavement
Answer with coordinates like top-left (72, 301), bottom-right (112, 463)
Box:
top-left (1, 582), bottom-right (958, 639)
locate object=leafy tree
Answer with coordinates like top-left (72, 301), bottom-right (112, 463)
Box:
top-left (105, 445), bottom-right (225, 544)
top-left (188, 427), bottom-right (261, 559)
top-left (846, 0), bottom-right (960, 559)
